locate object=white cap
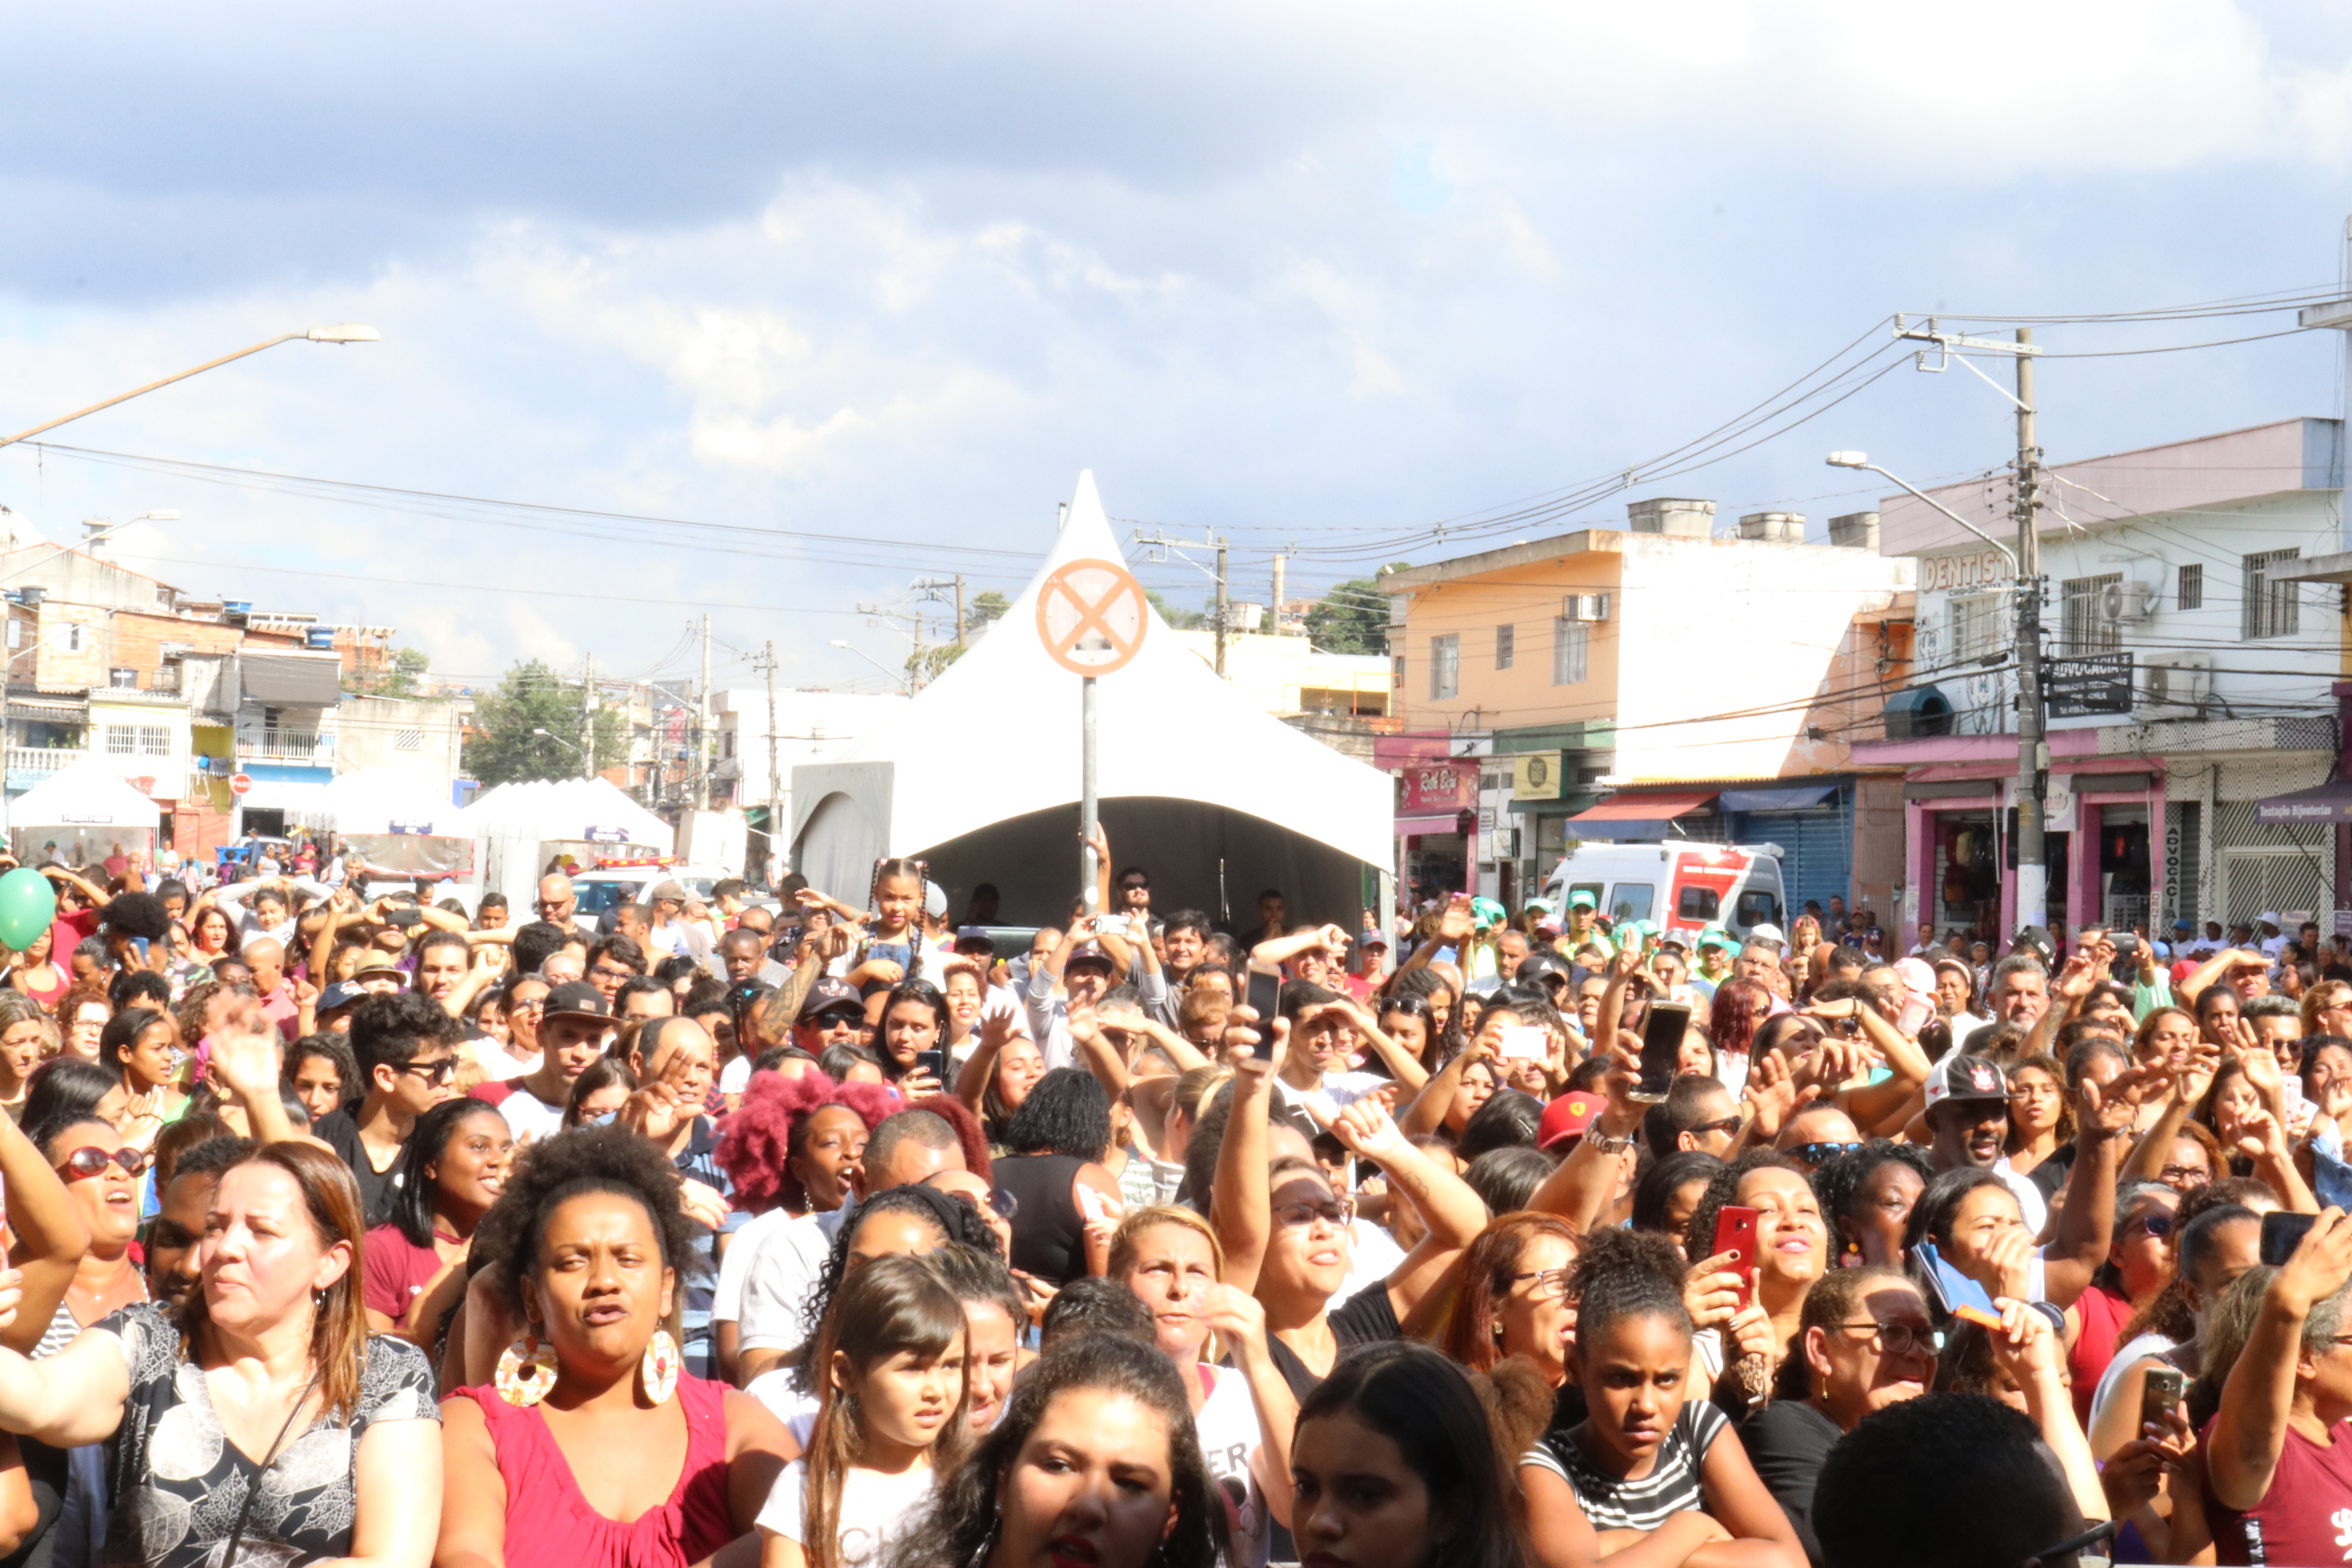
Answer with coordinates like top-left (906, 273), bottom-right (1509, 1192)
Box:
top-left (2260, 910), bottom-right (2283, 928)
top-left (1749, 922), bottom-right (1787, 948)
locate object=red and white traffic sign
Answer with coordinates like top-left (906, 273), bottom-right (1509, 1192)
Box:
top-left (1035, 557), bottom-right (1148, 677)
top-left (228, 773), bottom-right (253, 797)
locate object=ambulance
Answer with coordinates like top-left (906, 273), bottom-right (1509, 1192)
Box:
top-left (1540, 842), bottom-right (1787, 945)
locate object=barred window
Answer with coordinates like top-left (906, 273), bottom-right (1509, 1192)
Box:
top-left (1428, 635), bottom-right (1458, 700)
top-left (1495, 624), bottom-right (1514, 671)
top-left (2244, 549), bottom-right (2301, 639)
top-left (2059, 574), bottom-right (2121, 656)
top-left (104, 725), bottom-right (169, 757)
top-left (2178, 563), bottom-right (2203, 610)
top-left (1552, 619), bottom-right (1589, 686)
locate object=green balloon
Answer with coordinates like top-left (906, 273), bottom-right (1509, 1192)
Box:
top-left (0, 868), bottom-right (56, 953)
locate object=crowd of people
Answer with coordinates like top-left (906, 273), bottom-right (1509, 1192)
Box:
top-left (0, 839), bottom-right (2344, 1566)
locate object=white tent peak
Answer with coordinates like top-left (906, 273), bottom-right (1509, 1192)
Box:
top-left (787, 471), bottom-right (1392, 912)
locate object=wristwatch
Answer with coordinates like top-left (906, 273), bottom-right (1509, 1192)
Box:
top-left (1584, 1128), bottom-right (1637, 1155)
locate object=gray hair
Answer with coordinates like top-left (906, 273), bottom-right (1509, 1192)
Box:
top-left (1990, 954), bottom-right (2048, 989)
top-left (2243, 993), bottom-right (2301, 1021)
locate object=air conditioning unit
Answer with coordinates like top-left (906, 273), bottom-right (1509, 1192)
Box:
top-left (2100, 579), bottom-right (2158, 624)
top-left (1561, 593), bottom-right (1612, 622)
top-left (2139, 653), bottom-right (2212, 712)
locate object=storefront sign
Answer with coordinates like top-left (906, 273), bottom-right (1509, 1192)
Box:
top-left (2046, 653), bottom-right (2133, 718)
top-left (1400, 762), bottom-right (1476, 812)
top-left (1920, 549), bottom-right (2017, 594)
top-left (1512, 752), bottom-right (1568, 801)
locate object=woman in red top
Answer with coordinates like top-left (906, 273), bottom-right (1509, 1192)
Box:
top-left (2066, 1179), bottom-right (2180, 1425)
top-left (362, 1099), bottom-right (511, 1345)
top-left (439, 1125), bottom-right (790, 1568)
top-left (2204, 1206), bottom-right (2352, 1564)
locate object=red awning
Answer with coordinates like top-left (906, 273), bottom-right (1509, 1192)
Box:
top-left (1566, 790), bottom-right (1717, 824)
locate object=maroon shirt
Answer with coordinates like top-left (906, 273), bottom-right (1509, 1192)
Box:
top-left (2203, 1415), bottom-right (2352, 1566)
top-left (361, 1223), bottom-right (451, 1325)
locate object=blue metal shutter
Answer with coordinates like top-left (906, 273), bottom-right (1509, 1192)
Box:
top-left (1743, 807), bottom-right (1852, 914)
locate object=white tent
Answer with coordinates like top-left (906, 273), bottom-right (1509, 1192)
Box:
top-left (460, 778), bottom-right (677, 908)
top-left (309, 769), bottom-right (470, 836)
top-left (790, 472), bottom-right (1393, 927)
top-left (8, 760), bottom-right (164, 863)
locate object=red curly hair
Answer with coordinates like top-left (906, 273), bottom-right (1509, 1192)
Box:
top-left (717, 1069), bottom-right (898, 1212)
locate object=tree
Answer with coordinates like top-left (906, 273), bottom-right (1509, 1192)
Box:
top-left (1145, 590), bottom-right (1207, 630)
top-left (346, 646), bottom-right (430, 699)
top-left (967, 590), bottom-right (1010, 630)
top-left (462, 659), bottom-right (629, 785)
top-left (1304, 572), bottom-right (1401, 655)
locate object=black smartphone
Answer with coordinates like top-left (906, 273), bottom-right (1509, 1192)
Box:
top-left (2111, 933), bottom-right (2141, 958)
top-left (1245, 962), bottom-right (1283, 1061)
top-left (914, 1048), bottom-right (948, 1081)
top-left (2261, 1210), bottom-right (2316, 1267)
top-left (1634, 1001), bottom-right (1690, 1103)
top-left (386, 909), bottom-right (424, 929)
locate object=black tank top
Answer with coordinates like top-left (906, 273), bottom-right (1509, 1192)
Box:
top-left (993, 1152), bottom-right (1089, 1284)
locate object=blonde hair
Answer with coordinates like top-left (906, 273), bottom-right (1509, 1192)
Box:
top-left (2302, 979), bottom-right (2352, 1038)
top-left (1106, 1204), bottom-right (1225, 1283)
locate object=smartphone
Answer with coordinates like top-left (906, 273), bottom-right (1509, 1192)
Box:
top-left (2140, 1366), bottom-right (2186, 1432)
top-left (386, 909), bottom-right (423, 929)
top-left (914, 1048), bottom-right (947, 1081)
top-left (1915, 1241), bottom-right (2004, 1329)
top-left (2112, 933), bottom-right (2141, 958)
top-left (1711, 1204), bottom-right (1759, 1313)
top-left (2261, 1209), bottom-right (2316, 1267)
top-left (1246, 961), bottom-right (1283, 1061)
top-left (1497, 1025), bottom-right (1548, 1061)
top-left (1096, 914), bottom-right (1131, 937)
top-left (1633, 1001), bottom-right (1690, 1103)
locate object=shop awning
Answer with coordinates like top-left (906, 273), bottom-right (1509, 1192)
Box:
top-left (2256, 779), bottom-right (2352, 824)
top-left (1567, 790), bottom-right (1717, 825)
top-left (1394, 813), bottom-right (1468, 835)
top-left (1717, 782), bottom-right (1839, 813)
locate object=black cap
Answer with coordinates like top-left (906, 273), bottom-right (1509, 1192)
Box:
top-left (1517, 951), bottom-right (1574, 987)
top-left (541, 981), bottom-right (612, 1023)
top-left (1065, 943), bottom-right (1117, 974)
top-left (797, 976), bottom-right (864, 1023)
top-left (1926, 1054), bottom-right (2009, 1108)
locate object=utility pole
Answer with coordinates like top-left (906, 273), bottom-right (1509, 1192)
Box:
top-left (1129, 527), bottom-right (1231, 678)
top-left (580, 652), bottom-right (595, 782)
top-left (695, 612), bottom-right (710, 808)
top-left (761, 640), bottom-right (782, 880)
top-left (1271, 552), bottom-right (1287, 635)
top-left (2013, 326), bottom-right (2048, 930)
top-left (954, 574), bottom-right (967, 647)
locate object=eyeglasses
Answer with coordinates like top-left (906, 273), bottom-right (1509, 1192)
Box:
top-left (1790, 1140), bottom-right (1865, 1166)
top-left (2157, 1164), bottom-right (2210, 1185)
top-left (1508, 1267), bottom-right (1574, 1302)
top-left (1272, 1197), bottom-right (1356, 1231)
top-left (1837, 1320), bottom-right (1943, 1358)
top-left (509, 997), bottom-right (547, 1014)
top-left (590, 963), bottom-right (639, 983)
top-left (402, 1057), bottom-right (459, 1087)
top-left (1688, 1116), bottom-right (1745, 1140)
top-left (57, 1146), bottom-right (151, 1181)
top-left (2011, 1518), bottom-right (2116, 1568)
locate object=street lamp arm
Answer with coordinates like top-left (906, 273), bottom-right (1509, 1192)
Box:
top-left (0, 324), bottom-right (379, 451)
top-left (1856, 462), bottom-right (2018, 572)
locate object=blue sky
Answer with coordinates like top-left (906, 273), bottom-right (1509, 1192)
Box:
top-left (3, 1), bottom-right (2350, 695)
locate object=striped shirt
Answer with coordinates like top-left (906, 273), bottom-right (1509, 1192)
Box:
top-left (1522, 1400), bottom-right (1728, 1532)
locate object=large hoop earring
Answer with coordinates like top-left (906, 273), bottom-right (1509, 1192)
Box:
top-left (639, 1329), bottom-right (680, 1405)
top-left (495, 1332), bottom-right (559, 1407)
top-left (962, 1511), bottom-right (1002, 1568)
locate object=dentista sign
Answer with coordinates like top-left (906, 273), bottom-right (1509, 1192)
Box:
top-left (1919, 549), bottom-right (2017, 594)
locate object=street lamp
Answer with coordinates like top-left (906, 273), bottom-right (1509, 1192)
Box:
top-left (829, 639), bottom-right (913, 694)
top-left (1830, 446), bottom-right (2049, 930)
top-left (530, 727), bottom-right (581, 754)
top-left (0, 325), bottom-right (383, 452)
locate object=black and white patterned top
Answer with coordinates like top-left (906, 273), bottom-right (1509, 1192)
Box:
top-left (1521, 1400), bottom-right (1728, 1534)
top-left (91, 1302), bottom-right (439, 1567)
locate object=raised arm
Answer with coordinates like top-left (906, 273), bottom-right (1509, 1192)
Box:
top-left (1529, 1038), bottom-right (1642, 1235)
top-left (1067, 1001), bottom-right (1131, 1099)
top-left (2211, 1208), bottom-right (2352, 1510)
top-left (0, 1119), bottom-right (87, 1357)
top-left (205, 992), bottom-right (300, 1148)
top-left (1253, 922), bottom-right (1351, 971)
top-left (1325, 1099), bottom-right (1486, 1318)
top-left (1326, 998), bottom-right (1428, 1091)
top-left (748, 931), bottom-right (830, 1055)
top-left (953, 1008), bottom-right (1021, 1118)
top-left (1988, 1298), bottom-right (2109, 1526)
top-left (2041, 1072), bottom-right (2138, 1308)
top-left (1212, 1045), bottom-right (1279, 1293)
top-left (0, 1325), bottom-right (130, 1449)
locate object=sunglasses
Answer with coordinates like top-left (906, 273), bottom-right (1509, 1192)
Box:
top-left (944, 1186), bottom-right (1021, 1223)
top-left (2133, 1212), bottom-right (2177, 1239)
top-left (58, 1146), bottom-right (151, 1181)
top-left (1790, 1140), bottom-right (1865, 1166)
top-left (1272, 1197), bottom-right (1356, 1231)
top-left (402, 1057), bottom-right (459, 1087)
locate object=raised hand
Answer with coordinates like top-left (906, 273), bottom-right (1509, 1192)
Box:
top-left (1325, 1097), bottom-right (1408, 1166)
top-left (1743, 1049), bottom-right (1816, 1144)
top-left (2273, 1208), bottom-right (2352, 1316)
top-left (1683, 1253), bottom-right (1747, 1331)
top-left (205, 990), bottom-right (285, 1104)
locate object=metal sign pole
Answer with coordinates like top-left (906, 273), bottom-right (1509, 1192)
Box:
top-left (1080, 674), bottom-right (1099, 914)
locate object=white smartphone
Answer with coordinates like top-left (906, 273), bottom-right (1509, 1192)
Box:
top-left (1498, 1025), bottom-right (1548, 1061)
top-left (1096, 914), bottom-right (1132, 936)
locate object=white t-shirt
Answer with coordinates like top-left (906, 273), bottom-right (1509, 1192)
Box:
top-left (716, 1206), bottom-right (799, 1325)
top-left (1992, 1159), bottom-right (2050, 1236)
top-left (1194, 1366), bottom-right (1272, 1568)
top-left (744, 1368), bottom-right (821, 1449)
top-left (737, 1208), bottom-right (849, 1354)
top-left (496, 1084), bottom-right (570, 1145)
top-left (719, 1054), bottom-right (754, 1096)
top-left (1334, 1221), bottom-right (1406, 1308)
top-left (756, 1458), bottom-right (934, 1568)
top-left (1272, 1071), bottom-right (1389, 1124)
top-left (469, 1039), bottom-right (537, 1083)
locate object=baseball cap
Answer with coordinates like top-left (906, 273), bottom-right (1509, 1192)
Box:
top-left (317, 980), bottom-right (368, 1014)
top-left (1567, 890), bottom-right (1596, 910)
top-left (2172, 918), bottom-right (2194, 933)
top-left (542, 981), bottom-right (615, 1023)
top-left (646, 879), bottom-right (688, 905)
top-left (924, 880), bottom-right (948, 919)
top-left (1924, 1054), bottom-right (2010, 1109)
top-left (1657, 930), bottom-right (1690, 952)
top-left (1469, 897), bottom-right (1506, 929)
top-left (1065, 944), bottom-right (1118, 974)
top-left (1523, 899), bottom-right (1557, 916)
top-left (1894, 957), bottom-right (1938, 1000)
top-left (797, 977), bottom-right (865, 1023)
top-left (2260, 911), bottom-right (2283, 929)
top-left (1358, 931), bottom-right (1389, 952)
top-left (1539, 1092), bottom-right (1605, 1151)
top-left (1517, 951), bottom-right (1574, 988)
top-left (1695, 925), bottom-right (1736, 952)
top-left (2012, 925), bottom-right (2056, 967)
top-left (1749, 922), bottom-right (1786, 948)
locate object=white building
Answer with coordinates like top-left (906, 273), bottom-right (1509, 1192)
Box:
top-left (1853, 416), bottom-right (2346, 947)
top-left (712, 688), bottom-right (907, 835)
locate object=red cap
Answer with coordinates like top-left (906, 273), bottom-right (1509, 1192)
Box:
top-left (1539, 1093), bottom-right (1606, 1151)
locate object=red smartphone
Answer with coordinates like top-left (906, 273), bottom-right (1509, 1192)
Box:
top-left (1712, 1204), bottom-right (1759, 1312)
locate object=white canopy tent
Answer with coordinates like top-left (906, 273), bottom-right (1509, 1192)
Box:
top-left (310, 770), bottom-right (481, 883)
top-left (7, 760), bottom-right (164, 864)
top-left (460, 778), bottom-right (678, 908)
top-left (790, 472), bottom-right (1393, 927)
